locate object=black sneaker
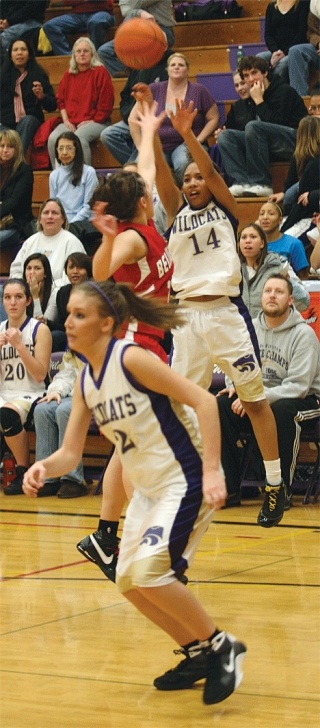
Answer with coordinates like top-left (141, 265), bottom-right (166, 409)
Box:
top-left (284, 488), bottom-right (293, 511)
top-left (154, 645), bottom-right (210, 690)
top-left (3, 466), bottom-right (28, 495)
top-left (76, 530), bottom-right (120, 582)
top-left (257, 480), bottom-right (286, 528)
top-left (203, 632), bottom-right (247, 705)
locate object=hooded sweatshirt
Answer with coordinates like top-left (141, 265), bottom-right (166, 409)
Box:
top-left (241, 252), bottom-right (310, 317)
top-left (253, 307), bottom-right (320, 404)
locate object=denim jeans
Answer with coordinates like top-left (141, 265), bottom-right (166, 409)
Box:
top-left (217, 120), bottom-right (297, 186)
top-left (0, 226), bottom-right (21, 250)
top-left (34, 398), bottom-right (84, 484)
top-left (44, 12), bottom-right (115, 55)
top-left (0, 21), bottom-right (41, 59)
top-left (283, 181), bottom-right (299, 216)
top-left (100, 121), bottom-right (138, 165)
top-left (98, 26), bottom-right (175, 76)
top-left (288, 43), bottom-right (320, 96)
top-left (256, 50), bottom-right (289, 85)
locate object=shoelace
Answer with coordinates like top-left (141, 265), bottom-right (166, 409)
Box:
top-left (265, 484), bottom-right (281, 511)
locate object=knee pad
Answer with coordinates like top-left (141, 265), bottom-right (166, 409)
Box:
top-left (0, 407), bottom-right (23, 436)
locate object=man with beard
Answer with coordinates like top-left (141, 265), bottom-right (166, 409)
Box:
top-left (217, 274), bottom-right (320, 508)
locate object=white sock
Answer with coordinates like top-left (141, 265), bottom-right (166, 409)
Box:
top-left (263, 459), bottom-right (282, 486)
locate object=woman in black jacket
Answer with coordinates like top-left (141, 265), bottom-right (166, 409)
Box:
top-left (0, 36), bottom-right (56, 151)
top-left (0, 128), bottom-right (33, 248)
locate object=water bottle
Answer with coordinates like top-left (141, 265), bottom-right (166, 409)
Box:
top-left (2, 451), bottom-right (16, 489)
top-left (236, 45), bottom-right (245, 68)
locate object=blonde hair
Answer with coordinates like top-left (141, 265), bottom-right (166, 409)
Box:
top-left (167, 52), bottom-right (190, 71)
top-left (69, 37), bottom-right (104, 74)
top-left (294, 116), bottom-right (320, 176)
top-left (0, 129), bottom-right (24, 178)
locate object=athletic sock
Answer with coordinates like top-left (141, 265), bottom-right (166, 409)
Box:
top-left (263, 459), bottom-right (282, 486)
top-left (98, 519), bottom-right (119, 536)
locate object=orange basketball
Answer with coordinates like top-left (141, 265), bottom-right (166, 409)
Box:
top-left (114, 17), bottom-right (168, 70)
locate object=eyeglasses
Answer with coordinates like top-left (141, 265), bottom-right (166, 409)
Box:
top-left (57, 146), bottom-right (75, 152)
top-left (309, 105), bottom-right (320, 112)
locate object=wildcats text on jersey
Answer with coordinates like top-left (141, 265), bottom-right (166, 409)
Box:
top-left (92, 392), bottom-right (137, 428)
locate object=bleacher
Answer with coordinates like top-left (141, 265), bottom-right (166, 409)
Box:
top-left (1, 0), bottom-right (318, 496)
top-left (0, 0), bottom-right (314, 276)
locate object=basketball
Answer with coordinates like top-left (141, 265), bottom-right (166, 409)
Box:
top-left (114, 18), bottom-right (168, 70)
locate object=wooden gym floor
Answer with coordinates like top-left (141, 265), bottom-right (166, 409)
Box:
top-left (0, 487), bottom-right (319, 727)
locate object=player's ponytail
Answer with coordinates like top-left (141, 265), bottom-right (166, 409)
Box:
top-left (77, 280), bottom-right (185, 333)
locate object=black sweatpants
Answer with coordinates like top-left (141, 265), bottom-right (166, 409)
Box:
top-left (217, 393), bottom-right (319, 496)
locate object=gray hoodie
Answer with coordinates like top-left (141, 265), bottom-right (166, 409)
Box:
top-left (241, 252), bottom-right (310, 318)
top-left (253, 307), bottom-right (320, 404)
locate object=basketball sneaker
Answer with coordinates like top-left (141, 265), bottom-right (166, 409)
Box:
top-left (257, 480), bottom-right (286, 527)
top-left (76, 530), bottom-right (120, 582)
top-left (203, 632), bottom-right (247, 705)
top-left (153, 643), bottom-right (210, 690)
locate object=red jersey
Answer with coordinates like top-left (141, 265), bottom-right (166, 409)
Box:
top-left (113, 219), bottom-right (173, 342)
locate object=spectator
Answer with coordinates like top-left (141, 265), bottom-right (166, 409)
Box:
top-left (23, 253), bottom-right (58, 330)
top-left (217, 55), bottom-right (307, 197)
top-left (258, 201), bottom-right (309, 278)
top-left (0, 278), bottom-right (51, 496)
top-left (217, 274), bottom-right (320, 508)
top-left (281, 115), bottom-right (320, 232)
top-left (49, 131), bottom-right (101, 253)
top-left (307, 86), bottom-right (320, 115)
top-left (43, 0), bottom-right (115, 56)
top-left (0, 129), bottom-right (33, 249)
top-left (214, 70), bottom-right (251, 141)
top-left (129, 53), bottom-right (219, 184)
top-left (47, 37), bottom-right (114, 167)
top-left (256, 0), bottom-right (309, 85)
top-left (55, 252), bottom-right (93, 350)
top-left (0, 0), bottom-right (48, 62)
top-left (33, 349), bottom-right (87, 498)
top-left (100, 50), bottom-right (171, 165)
top-left (269, 112), bottom-right (320, 217)
top-left (0, 37), bottom-right (56, 152)
top-left (10, 198), bottom-right (86, 287)
top-left (238, 222), bottom-right (310, 317)
top-left (288, 0), bottom-right (320, 96)
top-left (98, 0), bottom-right (175, 77)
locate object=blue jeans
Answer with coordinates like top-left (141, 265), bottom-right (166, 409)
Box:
top-left (0, 226), bottom-right (21, 250)
top-left (256, 50), bottom-right (289, 84)
top-left (0, 115), bottom-right (41, 153)
top-left (217, 121), bottom-right (297, 186)
top-left (98, 25), bottom-right (175, 76)
top-left (283, 181), bottom-right (299, 216)
top-left (100, 121), bottom-right (138, 165)
top-left (0, 21), bottom-right (41, 58)
top-left (34, 398), bottom-right (84, 484)
top-left (288, 43), bottom-right (320, 96)
top-left (44, 12), bottom-right (115, 55)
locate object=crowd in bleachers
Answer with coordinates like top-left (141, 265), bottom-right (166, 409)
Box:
top-left (0, 0), bottom-right (319, 505)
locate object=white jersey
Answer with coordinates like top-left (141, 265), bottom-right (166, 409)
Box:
top-left (0, 317), bottom-right (46, 401)
top-left (80, 338), bottom-right (204, 499)
top-left (168, 198), bottom-right (241, 299)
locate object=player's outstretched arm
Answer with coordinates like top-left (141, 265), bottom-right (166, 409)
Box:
top-left (168, 99), bottom-right (238, 218)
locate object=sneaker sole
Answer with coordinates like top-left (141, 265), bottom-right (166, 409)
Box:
top-left (203, 644), bottom-right (247, 705)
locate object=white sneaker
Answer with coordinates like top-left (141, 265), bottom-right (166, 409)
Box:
top-left (242, 184), bottom-right (273, 197)
top-left (229, 184), bottom-right (247, 197)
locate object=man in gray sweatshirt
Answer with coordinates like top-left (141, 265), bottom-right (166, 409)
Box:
top-left (217, 273), bottom-right (320, 509)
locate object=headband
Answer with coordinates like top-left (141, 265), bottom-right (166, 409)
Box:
top-left (87, 281), bottom-right (120, 325)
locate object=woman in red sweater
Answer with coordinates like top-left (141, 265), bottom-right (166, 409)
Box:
top-left (48, 36), bottom-right (114, 168)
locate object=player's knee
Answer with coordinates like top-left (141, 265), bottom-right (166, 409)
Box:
top-left (0, 407), bottom-right (23, 437)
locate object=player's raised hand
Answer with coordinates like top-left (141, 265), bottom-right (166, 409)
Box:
top-left (167, 99), bottom-right (197, 137)
top-left (91, 203), bottom-right (118, 238)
